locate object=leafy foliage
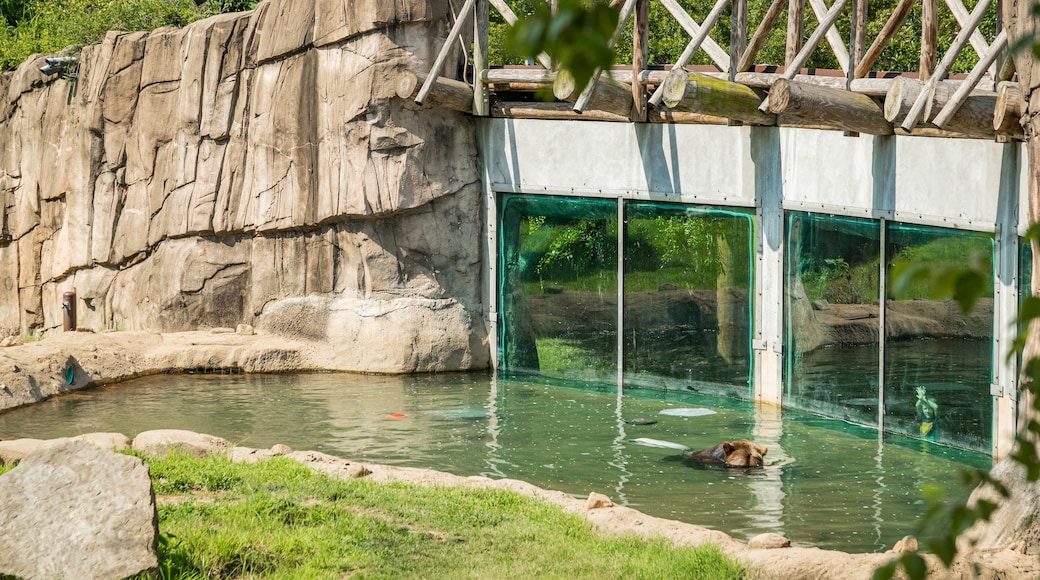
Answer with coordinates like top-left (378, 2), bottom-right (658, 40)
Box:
top-left (875, 222), bottom-right (1040, 580)
top-left (0, 0), bottom-right (258, 70)
top-left (505, 0), bottom-right (618, 95)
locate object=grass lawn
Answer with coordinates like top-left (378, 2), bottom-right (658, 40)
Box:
top-left (125, 452), bottom-right (747, 579)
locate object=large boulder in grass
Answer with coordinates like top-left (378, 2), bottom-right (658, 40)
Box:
top-left (133, 429), bottom-right (231, 458)
top-left (0, 439), bottom-right (158, 580)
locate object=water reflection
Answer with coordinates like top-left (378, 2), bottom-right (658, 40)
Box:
top-left (0, 372), bottom-right (990, 553)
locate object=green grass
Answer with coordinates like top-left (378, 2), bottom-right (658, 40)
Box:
top-left (128, 451), bottom-right (746, 579)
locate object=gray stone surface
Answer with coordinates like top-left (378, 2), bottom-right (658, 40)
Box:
top-left (0, 439), bottom-right (158, 579)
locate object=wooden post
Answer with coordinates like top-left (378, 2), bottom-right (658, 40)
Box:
top-left (808, 0), bottom-right (850, 72)
top-left (994, 82), bottom-right (1025, 139)
top-left (759, 0), bottom-right (850, 111)
top-left (574, 0), bottom-right (637, 113)
top-left (921, 0), bottom-right (938, 81)
top-left (661, 68), bottom-right (776, 125)
top-left (731, 0), bottom-right (747, 82)
top-left (648, 0), bottom-right (732, 107)
top-left (901, 0), bottom-right (995, 131)
top-left (632, 0), bottom-right (649, 122)
top-left (855, 0), bottom-right (914, 78)
top-left (397, 70), bottom-right (475, 113)
top-left (416, 0), bottom-right (476, 105)
top-left (656, 0), bottom-right (732, 71)
top-left (740, 0), bottom-right (787, 72)
top-left (786, 0), bottom-right (805, 67)
top-left (768, 78), bottom-right (894, 135)
top-left (473, 0), bottom-right (489, 116)
top-left (932, 28), bottom-right (1008, 129)
top-left (852, 0), bottom-right (867, 74)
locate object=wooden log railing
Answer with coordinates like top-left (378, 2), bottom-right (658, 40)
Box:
top-left (408, 0), bottom-right (1017, 141)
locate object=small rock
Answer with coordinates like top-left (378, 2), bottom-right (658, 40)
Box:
top-left (236, 324), bottom-right (255, 336)
top-left (891, 535), bottom-right (918, 553)
top-left (230, 447), bottom-right (277, 464)
top-left (133, 429), bottom-right (231, 458)
top-left (0, 440), bottom-right (158, 580)
top-left (586, 492), bottom-right (614, 510)
top-left (209, 327), bottom-right (235, 334)
top-left (748, 533), bottom-right (791, 549)
top-left (346, 464), bottom-right (372, 478)
top-left (270, 443), bottom-right (293, 455)
top-left (812, 299), bottom-right (832, 311)
top-left (0, 336), bottom-right (20, 347)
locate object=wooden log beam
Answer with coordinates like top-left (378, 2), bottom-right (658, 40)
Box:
top-left (767, 78), bottom-right (893, 135)
top-left (661, 69), bottom-right (776, 125)
top-left (397, 70), bottom-right (474, 113)
top-left (855, 0), bottom-right (913, 78)
top-left (994, 82), bottom-right (1025, 139)
top-left (555, 69), bottom-right (634, 118)
top-left (490, 101), bottom-right (632, 122)
top-left (884, 77), bottom-right (997, 138)
top-left (740, 0), bottom-right (787, 72)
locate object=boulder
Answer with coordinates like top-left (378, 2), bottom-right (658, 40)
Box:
top-left (0, 438), bottom-right (46, 463)
top-left (0, 439), bottom-right (158, 580)
top-left (73, 432), bottom-right (132, 451)
top-left (133, 429), bottom-right (231, 458)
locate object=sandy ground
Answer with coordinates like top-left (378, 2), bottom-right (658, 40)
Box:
top-left (0, 329), bottom-right (1038, 579)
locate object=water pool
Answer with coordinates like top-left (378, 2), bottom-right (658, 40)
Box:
top-left (0, 372), bottom-right (990, 553)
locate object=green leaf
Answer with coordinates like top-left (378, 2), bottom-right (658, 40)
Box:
top-left (872, 560), bottom-right (898, 580)
top-left (901, 553), bottom-right (928, 580)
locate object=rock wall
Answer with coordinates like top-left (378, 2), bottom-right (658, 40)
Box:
top-left (0, 0), bottom-right (489, 372)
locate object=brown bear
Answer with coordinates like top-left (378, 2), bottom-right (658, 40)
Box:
top-left (682, 439), bottom-right (768, 468)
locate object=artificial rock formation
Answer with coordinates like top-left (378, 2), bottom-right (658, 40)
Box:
top-left (0, 0), bottom-right (488, 373)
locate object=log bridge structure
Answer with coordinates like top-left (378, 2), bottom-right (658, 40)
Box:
top-left (403, 0), bottom-right (1020, 141)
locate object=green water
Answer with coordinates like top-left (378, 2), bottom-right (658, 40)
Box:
top-left (0, 372), bottom-right (990, 553)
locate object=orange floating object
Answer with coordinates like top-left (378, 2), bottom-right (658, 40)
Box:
top-left (386, 413), bottom-right (407, 419)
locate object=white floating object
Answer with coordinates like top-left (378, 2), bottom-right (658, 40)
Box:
top-left (659, 407), bottom-right (716, 417)
top-left (630, 438), bottom-right (691, 451)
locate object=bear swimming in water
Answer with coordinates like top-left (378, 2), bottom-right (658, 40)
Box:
top-left (682, 439), bottom-right (768, 468)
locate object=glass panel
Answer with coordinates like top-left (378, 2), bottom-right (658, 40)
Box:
top-left (885, 224), bottom-right (994, 452)
top-left (623, 202), bottom-right (754, 398)
top-left (784, 212), bottom-right (881, 426)
top-left (1019, 238), bottom-right (1033, 369)
top-left (499, 195), bottom-right (618, 384)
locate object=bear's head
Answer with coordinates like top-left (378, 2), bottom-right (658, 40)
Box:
top-left (721, 439), bottom-right (768, 467)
